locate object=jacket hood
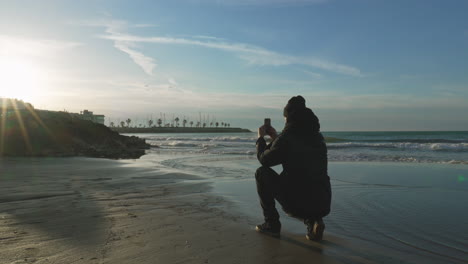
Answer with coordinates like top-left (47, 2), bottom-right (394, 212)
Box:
top-left (284, 107), bottom-right (320, 135)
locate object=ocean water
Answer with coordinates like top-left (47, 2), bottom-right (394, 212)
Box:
top-left (129, 131), bottom-right (468, 263)
top-left (136, 131), bottom-right (468, 165)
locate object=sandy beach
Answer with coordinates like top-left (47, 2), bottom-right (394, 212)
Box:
top-left (1, 157), bottom-right (343, 264)
top-left (1, 154), bottom-right (467, 264)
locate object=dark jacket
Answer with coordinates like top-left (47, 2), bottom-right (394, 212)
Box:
top-left (256, 123), bottom-right (331, 219)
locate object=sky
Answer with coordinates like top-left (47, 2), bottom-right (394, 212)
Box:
top-left (0, 0), bottom-right (467, 131)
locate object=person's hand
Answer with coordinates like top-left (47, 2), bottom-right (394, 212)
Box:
top-left (266, 126), bottom-right (278, 140)
top-left (258, 125), bottom-right (266, 138)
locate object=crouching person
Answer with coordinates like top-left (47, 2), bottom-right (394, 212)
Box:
top-left (255, 96), bottom-right (331, 241)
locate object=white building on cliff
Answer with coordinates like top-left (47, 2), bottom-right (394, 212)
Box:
top-left (79, 110), bottom-right (105, 125)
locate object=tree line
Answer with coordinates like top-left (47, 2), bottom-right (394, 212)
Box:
top-left (108, 115), bottom-right (231, 129)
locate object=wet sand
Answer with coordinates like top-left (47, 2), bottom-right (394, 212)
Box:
top-left (1, 157), bottom-right (467, 264)
top-left (212, 161), bottom-right (468, 264)
top-left (0, 157), bottom-right (340, 264)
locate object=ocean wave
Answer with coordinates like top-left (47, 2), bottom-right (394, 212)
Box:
top-left (197, 150), bottom-right (256, 155)
top-left (155, 141), bottom-right (468, 153)
top-left (144, 132), bottom-right (468, 165)
top-left (446, 160), bottom-right (468, 164)
top-left (148, 136), bottom-right (467, 145)
top-left (148, 136), bottom-right (256, 143)
top-left (328, 142), bottom-right (468, 152)
top-left (149, 147), bottom-right (468, 164)
top-left (156, 141), bottom-right (254, 149)
top-left (162, 141), bottom-right (199, 147)
top-left (327, 154), bottom-right (468, 164)
top-left (384, 138), bottom-right (468, 143)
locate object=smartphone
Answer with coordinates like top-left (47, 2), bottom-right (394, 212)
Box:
top-left (264, 118), bottom-right (271, 127)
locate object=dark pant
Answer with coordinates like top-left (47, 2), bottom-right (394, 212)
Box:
top-left (255, 166), bottom-right (321, 224)
top-left (255, 166), bottom-right (283, 222)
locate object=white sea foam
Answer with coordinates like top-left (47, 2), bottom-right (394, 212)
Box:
top-left (328, 142), bottom-right (468, 152)
top-left (148, 136), bottom-right (256, 142)
top-left (142, 132), bottom-right (468, 165)
top-left (165, 141), bottom-right (199, 147)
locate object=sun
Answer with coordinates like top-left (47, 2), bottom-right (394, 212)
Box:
top-left (0, 57), bottom-right (42, 103)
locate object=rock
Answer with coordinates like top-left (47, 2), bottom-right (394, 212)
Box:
top-left (1, 109), bottom-right (150, 159)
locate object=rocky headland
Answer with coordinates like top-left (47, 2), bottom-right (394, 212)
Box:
top-left (1, 109), bottom-right (149, 159)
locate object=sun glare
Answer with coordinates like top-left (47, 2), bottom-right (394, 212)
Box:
top-left (0, 57), bottom-right (42, 102)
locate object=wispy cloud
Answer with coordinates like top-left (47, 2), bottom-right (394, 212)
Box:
top-left (191, 0), bottom-right (329, 6)
top-left (133, 24), bottom-right (158, 28)
top-left (61, 85), bottom-right (468, 118)
top-left (103, 21), bottom-right (157, 76)
top-left (0, 35), bottom-right (82, 57)
top-left (41, 73), bottom-right (468, 129)
top-left (100, 33), bottom-right (362, 76)
top-left (113, 41), bottom-right (156, 75)
top-left (76, 18), bottom-right (361, 76)
top-left (193, 35), bottom-right (226, 41)
top-left (302, 70), bottom-right (323, 79)
top-left (73, 19), bottom-right (157, 75)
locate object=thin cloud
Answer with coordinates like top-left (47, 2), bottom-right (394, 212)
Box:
top-left (168, 78), bottom-right (178, 86)
top-left (192, 35), bottom-right (227, 41)
top-left (113, 41), bottom-right (156, 75)
top-left (302, 70), bottom-right (323, 79)
top-left (133, 24), bottom-right (158, 28)
top-left (108, 90), bottom-right (468, 114)
top-left (77, 18), bottom-right (361, 76)
top-left (191, 0), bottom-right (329, 6)
top-left (0, 35), bottom-right (82, 57)
top-left (101, 33), bottom-right (362, 76)
top-left (74, 19), bottom-right (157, 76)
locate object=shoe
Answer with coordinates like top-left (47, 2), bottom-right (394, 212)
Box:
top-left (306, 219), bottom-right (325, 241)
top-left (255, 221), bottom-right (281, 237)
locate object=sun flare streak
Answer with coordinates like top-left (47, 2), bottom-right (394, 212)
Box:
top-left (10, 99), bottom-right (33, 153)
top-left (0, 98), bottom-right (56, 156)
top-left (0, 98), bottom-right (7, 154)
top-left (25, 104), bottom-right (55, 140)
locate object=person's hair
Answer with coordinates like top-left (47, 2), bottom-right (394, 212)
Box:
top-left (283, 96), bottom-right (320, 133)
top-left (283, 95), bottom-right (306, 118)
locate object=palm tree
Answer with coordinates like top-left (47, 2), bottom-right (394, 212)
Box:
top-left (175, 117), bottom-right (180, 127)
top-left (202, 122), bottom-right (206, 128)
top-left (148, 119), bottom-right (153, 127)
top-left (120, 121), bottom-right (125, 128)
top-left (126, 118), bottom-right (131, 127)
top-left (157, 118), bottom-right (162, 127)
top-left (215, 122), bottom-right (219, 128)
top-left (190, 121), bottom-right (193, 127)
top-left (196, 121), bottom-right (200, 128)
top-left (183, 119), bottom-right (187, 127)
top-left (210, 122), bottom-right (213, 127)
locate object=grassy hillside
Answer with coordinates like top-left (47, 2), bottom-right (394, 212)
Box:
top-left (1, 109), bottom-right (149, 159)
